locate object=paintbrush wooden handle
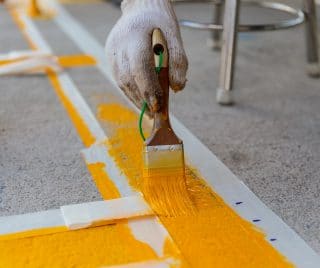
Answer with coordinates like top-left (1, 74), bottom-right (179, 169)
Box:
top-left (145, 29), bottom-right (181, 146)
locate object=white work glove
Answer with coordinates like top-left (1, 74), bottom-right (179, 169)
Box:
top-left (105, 0), bottom-right (188, 114)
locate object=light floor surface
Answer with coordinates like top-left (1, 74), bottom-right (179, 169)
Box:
top-left (0, 0), bottom-right (319, 256)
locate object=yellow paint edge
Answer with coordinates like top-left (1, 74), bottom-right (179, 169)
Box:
top-left (47, 71), bottom-right (96, 147)
top-left (58, 54), bottom-right (97, 68)
top-left (0, 226), bottom-right (68, 241)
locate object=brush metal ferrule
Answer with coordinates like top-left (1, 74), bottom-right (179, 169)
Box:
top-left (143, 144), bottom-right (185, 170)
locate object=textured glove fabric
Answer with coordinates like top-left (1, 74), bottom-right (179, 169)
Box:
top-left (105, 0), bottom-right (188, 114)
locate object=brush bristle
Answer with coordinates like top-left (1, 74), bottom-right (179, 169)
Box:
top-left (143, 145), bottom-right (195, 216)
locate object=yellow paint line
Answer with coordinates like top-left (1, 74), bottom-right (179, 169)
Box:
top-left (0, 226), bottom-right (68, 241)
top-left (0, 54), bottom-right (96, 69)
top-left (47, 71), bottom-right (96, 147)
top-left (0, 223), bottom-right (158, 268)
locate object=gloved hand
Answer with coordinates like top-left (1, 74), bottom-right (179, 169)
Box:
top-left (105, 0), bottom-right (188, 114)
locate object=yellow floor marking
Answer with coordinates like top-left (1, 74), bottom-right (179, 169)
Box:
top-left (58, 54), bottom-right (96, 68)
top-left (0, 58), bottom-right (20, 65)
top-left (0, 223), bottom-right (158, 268)
top-left (98, 103), bottom-right (294, 268)
top-left (0, 226), bottom-right (68, 241)
top-left (0, 54), bottom-right (96, 68)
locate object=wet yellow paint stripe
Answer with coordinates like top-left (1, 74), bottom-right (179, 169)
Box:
top-left (98, 103), bottom-right (294, 268)
top-left (0, 54), bottom-right (96, 67)
top-left (58, 54), bottom-right (96, 67)
top-left (0, 223), bottom-right (159, 268)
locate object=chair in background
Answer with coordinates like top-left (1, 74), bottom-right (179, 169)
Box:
top-left (174, 0), bottom-right (320, 105)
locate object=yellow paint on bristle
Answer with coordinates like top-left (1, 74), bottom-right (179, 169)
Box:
top-left (0, 224), bottom-right (158, 268)
top-left (142, 167), bottom-right (195, 216)
top-left (97, 103), bottom-right (294, 268)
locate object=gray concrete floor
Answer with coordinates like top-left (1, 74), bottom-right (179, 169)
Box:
top-left (0, 0), bottom-right (319, 256)
top-left (0, 6), bottom-right (101, 216)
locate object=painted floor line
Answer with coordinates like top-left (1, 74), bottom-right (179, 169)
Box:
top-left (7, 9), bottom-right (177, 260)
top-left (51, 1), bottom-right (320, 267)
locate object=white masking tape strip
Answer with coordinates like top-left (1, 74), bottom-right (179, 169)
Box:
top-left (61, 195), bottom-right (153, 230)
top-left (0, 209), bottom-right (64, 236)
top-left (0, 56), bottom-right (61, 75)
top-left (0, 50), bottom-right (52, 61)
top-left (52, 1), bottom-right (320, 267)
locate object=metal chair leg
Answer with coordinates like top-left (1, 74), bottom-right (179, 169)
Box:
top-left (304, 0), bottom-right (320, 77)
top-left (208, 0), bottom-right (224, 50)
top-left (216, 0), bottom-right (240, 105)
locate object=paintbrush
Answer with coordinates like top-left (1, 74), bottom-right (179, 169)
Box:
top-left (142, 28), bottom-right (194, 216)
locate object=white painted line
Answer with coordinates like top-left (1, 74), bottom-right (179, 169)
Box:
top-left (61, 195), bottom-right (152, 230)
top-left (52, 2), bottom-right (320, 267)
top-left (0, 209), bottom-right (64, 236)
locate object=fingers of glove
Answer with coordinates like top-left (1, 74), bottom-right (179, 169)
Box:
top-left (119, 81), bottom-right (148, 115)
top-left (115, 50), bottom-right (146, 113)
top-left (105, 32), bottom-right (119, 83)
top-left (129, 38), bottom-right (163, 113)
top-left (166, 34), bottom-right (188, 92)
